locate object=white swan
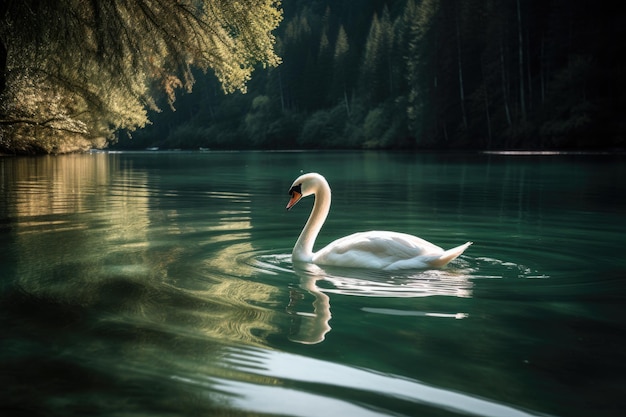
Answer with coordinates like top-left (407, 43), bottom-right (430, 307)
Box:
top-left (286, 172), bottom-right (472, 270)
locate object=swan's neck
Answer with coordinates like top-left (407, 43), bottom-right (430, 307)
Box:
top-left (293, 181), bottom-right (331, 262)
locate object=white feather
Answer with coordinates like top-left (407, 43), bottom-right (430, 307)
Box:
top-left (287, 173), bottom-right (471, 270)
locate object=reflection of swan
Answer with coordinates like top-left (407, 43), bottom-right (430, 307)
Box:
top-left (286, 261), bottom-right (472, 344)
top-left (286, 173), bottom-right (472, 270)
top-left (287, 262), bottom-right (332, 345)
top-left (295, 261), bottom-right (473, 299)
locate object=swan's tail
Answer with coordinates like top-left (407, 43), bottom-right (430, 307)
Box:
top-left (431, 241), bottom-right (472, 268)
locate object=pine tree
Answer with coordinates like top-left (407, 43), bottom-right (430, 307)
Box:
top-left (331, 25), bottom-right (351, 115)
top-left (405, 0), bottom-right (439, 144)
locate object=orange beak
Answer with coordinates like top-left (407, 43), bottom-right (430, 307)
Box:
top-left (286, 190), bottom-right (302, 210)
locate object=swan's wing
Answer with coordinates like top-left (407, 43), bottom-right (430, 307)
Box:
top-left (313, 231), bottom-right (445, 269)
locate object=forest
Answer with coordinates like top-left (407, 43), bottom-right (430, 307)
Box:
top-left (119, 0), bottom-right (626, 151)
top-left (2, 0), bottom-right (626, 153)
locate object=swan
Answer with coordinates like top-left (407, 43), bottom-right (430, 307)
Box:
top-left (286, 172), bottom-right (472, 270)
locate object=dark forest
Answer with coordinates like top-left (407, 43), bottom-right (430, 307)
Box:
top-left (123, 0), bottom-right (626, 151)
top-left (2, 0), bottom-right (626, 153)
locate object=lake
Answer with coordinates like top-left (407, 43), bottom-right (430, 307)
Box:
top-left (1, 150), bottom-right (625, 417)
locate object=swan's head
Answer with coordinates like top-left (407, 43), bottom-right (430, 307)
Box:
top-left (286, 172), bottom-right (328, 210)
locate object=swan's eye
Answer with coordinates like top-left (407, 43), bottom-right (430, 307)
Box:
top-left (289, 184), bottom-right (302, 196)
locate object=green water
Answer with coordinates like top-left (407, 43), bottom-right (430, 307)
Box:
top-left (1, 151), bottom-right (625, 417)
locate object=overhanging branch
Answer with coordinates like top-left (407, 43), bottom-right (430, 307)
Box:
top-left (0, 117), bottom-right (88, 135)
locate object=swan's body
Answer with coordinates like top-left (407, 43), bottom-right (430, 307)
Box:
top-left (286, 173), bottom-right (471, 270)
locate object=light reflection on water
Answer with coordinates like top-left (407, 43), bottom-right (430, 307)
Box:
top-left (1, 151), bottom-right (625, 417)
top-left (173, 345), bottom-right (552, 417)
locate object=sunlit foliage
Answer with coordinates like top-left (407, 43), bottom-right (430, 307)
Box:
top-left (0, 0), bottom-right (282, 153)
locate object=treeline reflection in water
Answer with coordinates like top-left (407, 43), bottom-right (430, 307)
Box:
top-left (3, 154), bottom-right (281, 349)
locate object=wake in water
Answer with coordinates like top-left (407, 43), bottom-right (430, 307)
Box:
top-left (245, 251), bottom-right (549, 344)
top-left (251, 252), bottom-right (475, 298)
top-left (247, 252), bottom-right (476, 344)
top-left (471, 257), bottom-right (550, 279)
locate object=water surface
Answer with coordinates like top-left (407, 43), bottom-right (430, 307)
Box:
top-left (1, 151), bottom-right (625, 416)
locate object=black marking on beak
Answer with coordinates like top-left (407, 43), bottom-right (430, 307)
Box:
top-left (289, 184), bottom-right (302, 196)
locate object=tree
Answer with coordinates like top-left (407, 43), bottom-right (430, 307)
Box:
top-left (0, 0), bottom-right (282, 154)
top-left (516, 0), bottom-right (527, 121)
top-left (279, 8), bottom-right (315, 111)
top-left (331, 25), bottom-right (351, 115)
top-left (405, 0), bottom-right (439, 145)
top-left (359, 7), bottom-right (394, 105)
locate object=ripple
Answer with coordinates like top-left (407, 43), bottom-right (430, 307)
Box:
top-left (362, 308), bottom-right (469, 319)
top-left (246, 251), bottom-right (476, 298)
top-left (170, 345), bottom-right (553, 417)
top-left (471, 257), bottom-right (550, 279)
top-left (316, 267), bottom-right (474, 298)
top-left (246, 252), bottom-right (293, 275)
top-left (246, 247), bottom-right (554, 297)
